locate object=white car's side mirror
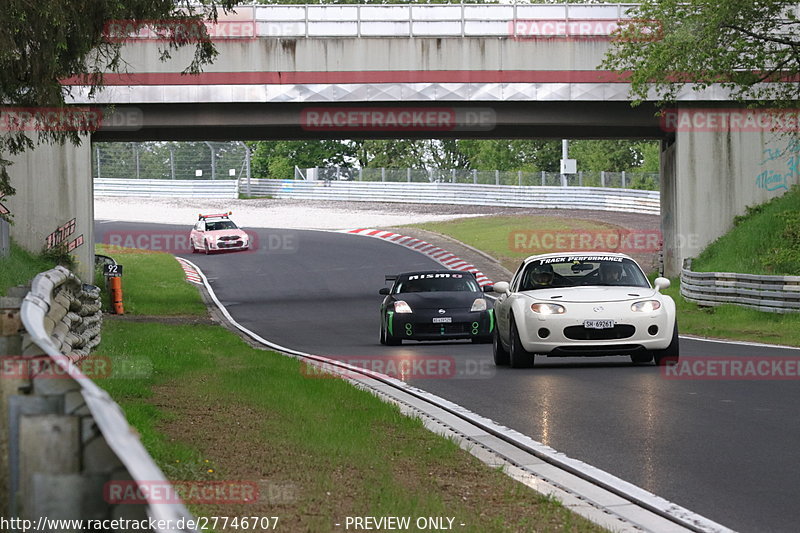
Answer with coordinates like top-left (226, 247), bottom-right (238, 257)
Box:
top-left (654, 277), bottom-right (671, 291)
top-left (493, 281), bottom-right (510, 295)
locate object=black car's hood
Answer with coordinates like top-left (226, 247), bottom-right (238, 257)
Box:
top-left (394, 291), bottom-right (482, 310)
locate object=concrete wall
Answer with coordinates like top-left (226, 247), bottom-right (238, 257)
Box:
top-left (665, 109), bottom-right (800, 275)
top-left (5, 139), bottom-right (94, 281)
top-left (117, 37), bottom-right (611, 74)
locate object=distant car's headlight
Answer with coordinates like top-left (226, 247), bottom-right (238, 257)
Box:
top-left (393, 301), bottom-right (413, 314)
top-left (631, 300), bottom-right (661, 312)
top-left (470, 298), bottom-right (487, 312)
top-left (531, 303), bottom-right (565, 315)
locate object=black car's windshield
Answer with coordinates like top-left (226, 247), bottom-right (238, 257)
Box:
top-left (519, 256), bottom-right (650, 290)
top-left (395, 273), bottom-right (480, 293)
top-left (205, 220), bottom-right (238, 231)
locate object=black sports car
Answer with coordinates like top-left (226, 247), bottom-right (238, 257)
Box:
top-left (379, 271), bottom-right (495, 345)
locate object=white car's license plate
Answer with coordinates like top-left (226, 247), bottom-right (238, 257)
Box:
top-left (583, 319), bottom-right (615, 329)
top-left (432, 317), bottom-right (452, 323)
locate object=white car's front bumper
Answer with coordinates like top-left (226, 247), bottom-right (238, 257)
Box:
top-left (517, 300), bottom-right (674, 355)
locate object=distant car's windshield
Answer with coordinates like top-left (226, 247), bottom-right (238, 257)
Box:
top-left (519, 256), bottom-right (650, 290)
top-left (205, 220), bottom-right (238, 231)
top-left (395, 273), bottom-right (480, 293)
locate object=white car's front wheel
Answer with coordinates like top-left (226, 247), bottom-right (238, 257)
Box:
top-left (509, 317), bottom-right (534, 369)
top-left (492, 326), bottom-right (509, 366)
top-left (653, 320), bottom-right (679, 366)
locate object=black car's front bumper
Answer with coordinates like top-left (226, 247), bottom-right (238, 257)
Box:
top-left (386, 309), bottom-right (494, 341)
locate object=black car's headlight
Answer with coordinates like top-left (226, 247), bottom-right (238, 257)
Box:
top-left (470, 298), bottom-right (487, 312)
top-left (393, 300), bottom-right (413, 314)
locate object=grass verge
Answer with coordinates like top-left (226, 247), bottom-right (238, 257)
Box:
top-left (693, 185), bottom-right (800, 275)
top-left (97, 248), bottom-right (607, 533)
top-left (412, 215), bottom-right (624, 273)
top-left (0, 241), bottom-right (56, 296)
top-left (660, 279), bottom-right (800, 346)
top-left (95, 244), bottom-right (205, 316)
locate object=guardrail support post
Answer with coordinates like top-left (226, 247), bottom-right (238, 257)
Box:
top-left (601, 171), bottom-right (606, 187)
top-left (0, 296), bottom-right (24, 516)
top-left (541, 171), bottom-right (545, 186)
top-left (622, 171), bottom-right (626, 188)
top-left (19, 414), bottom-right (81, 521)
top-left (408, 168), bottom-right (412, 183)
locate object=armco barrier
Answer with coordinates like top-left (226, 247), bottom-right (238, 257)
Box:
top-left (681, 259), bottom-right (800, 313)
top-left (95, 178), bottom-right (238, 199)
top-left (240, 179), bottom-right (661, 215)
top-left (0, 267), bottom-right (196, 531)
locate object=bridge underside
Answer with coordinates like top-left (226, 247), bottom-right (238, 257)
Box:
top-left (93, 101), bottom-right (665, 142)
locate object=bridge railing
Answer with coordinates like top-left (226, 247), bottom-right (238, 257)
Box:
top-left (248, 3), bottom-right (640, 38)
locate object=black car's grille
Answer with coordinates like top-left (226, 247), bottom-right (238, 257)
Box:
top-left (412, 323), bottom-right (472, 335)
top-left (563, 324), bottom-right (635, 340)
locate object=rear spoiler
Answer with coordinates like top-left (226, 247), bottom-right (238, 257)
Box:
top-left (384, 275), bottom-right (397, 283)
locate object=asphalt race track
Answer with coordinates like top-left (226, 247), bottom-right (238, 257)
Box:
top-left (97, 221), bottom-right (800, 533)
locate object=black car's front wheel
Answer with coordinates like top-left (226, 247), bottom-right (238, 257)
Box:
top-left (383, 319), bottom-right (401, 346)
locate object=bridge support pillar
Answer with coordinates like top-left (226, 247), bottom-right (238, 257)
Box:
top-left (4, 139), bottom-right (93, 281)
top-left (660, 110), bottom-right (799, 277)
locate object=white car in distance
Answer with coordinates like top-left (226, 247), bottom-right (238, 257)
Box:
top-left (492, 253), bottom-right (678, 368)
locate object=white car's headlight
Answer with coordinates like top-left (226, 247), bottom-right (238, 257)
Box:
top-left (394, 301), bottom-right (413, 314)
top-left (531, 303), bottom-right (565, 315)
top-left (631, 300), bottom-right (661, 312)
top-left (470, 298), bottom-right (487, 312)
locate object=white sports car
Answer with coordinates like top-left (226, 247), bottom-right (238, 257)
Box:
top-left (492, 253), bottom-right (678, 368)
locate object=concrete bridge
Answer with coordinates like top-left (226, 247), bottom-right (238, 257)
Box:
top-left (6, 3), bottom-right (799, 278)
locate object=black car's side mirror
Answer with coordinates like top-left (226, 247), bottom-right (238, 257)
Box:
top-left (482, 285), bottom-right (494, 292)
top-left (379, 288), bottom-right (390, 295)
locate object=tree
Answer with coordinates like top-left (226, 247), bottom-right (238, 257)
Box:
top-left (0, 0), bottom-right (236, 213)
top-left (602, 0), bottom-right (800, 107)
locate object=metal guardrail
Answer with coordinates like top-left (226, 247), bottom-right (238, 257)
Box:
top-left (7, 267), bottom-right (196, 531)
top-left (306, 167), bottom-right (660, 189)
top-left (240, 179), bottom-right (661, 215)
top-left (248, 3), bottom-right (640, 38)
top-left (681, 259), bottom-right (800, 313)
top-left (94, 178), bottom-right (238, 199)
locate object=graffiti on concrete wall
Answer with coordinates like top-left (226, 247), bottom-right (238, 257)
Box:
top-left (46, 218), bottom-right (84, 251)
top-left (757, 137), bottom-right (799, 192)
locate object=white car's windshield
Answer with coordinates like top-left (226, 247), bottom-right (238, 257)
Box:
top-left (520, 256), bottom-right (650, 290)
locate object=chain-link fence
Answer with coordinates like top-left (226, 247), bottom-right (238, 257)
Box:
top-left (310, 167), bottom-right (659, 190)
top-left (93, 142), bottom-right (251, 180)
